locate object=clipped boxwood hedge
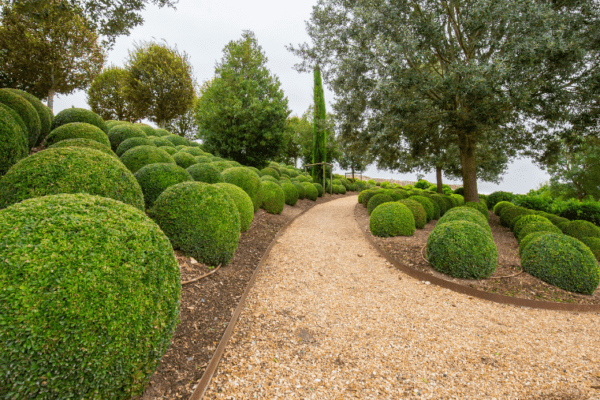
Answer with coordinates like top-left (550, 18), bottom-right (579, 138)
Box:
top-left (150, 136), bottom-right (176, 147)
top-left (301, 182), bottom-right (318, 201)
top-left (519, 231), bottom-right (555, 254)
top-left (261, 175), bottom-right (280, 185)
top-left (561, 220), bottom-right (600, 241)
top-left (51, 107), bottom-right (107, 133)
top-left (46, 122), bottom-right (111, 148)
top-left (6, 88), bottom-right (53, 146)
top-left (464, 201), bottom-right (489, 220)
top-left (370, 202), bottom-right (415, 237)
top-left (120, 145), bottom-right (175, 174)
top-left (493, 201), bottom-right (514, 216)
top-left (487, 191), bottom-right (515, 210)
top-left (172, 151), bottom-right (197, 169)
top-left (409, 195), bottom-right (435, 221)
top-left (360, 189), bottom-right (384, 208)
top-left (437, 207), bottom-right (491, 233)
top-left (293, 181), bottom-right (306, 200)
top-left (0, 88), bottom-right (41, 148)
top-left (221, 167), bottom-right (263, 212)
top-left (313, 182), bottom-right (323, 197)
top-left (0, 103), bottom-right (28, 176)
top-left (367, 193), bottom-right (393, 215)
top-left (0, 148), bottom-right (144, 210)
top-left (162, 147), bottom-right (177, 155)
top-left (108, 124), bottom-right (147, 151)
top-left (517, 219), bottom-right (562, 242)
top-left (499, 206), bottom-right (533, 229)
top-left (214, 182), bottom-right (254, 232)
top-left (281, 182), bottom-right (299, 206)
top-left (211, 160), bottom-right (239, 172)
top-left (134, 163), bottom-right (193, 209)
top-left (115, 137), bottom-right (155, 157)
top-left (260, 180), bottom-right (286, 214)
top-left (513, 215), bottom-right (551, 237)
top-left (0, 193), bottom-right (180, 399)
top-left (179, 147), bottom-right (205, 157)
top-left (133, 123), bottom-right (156, 136)
top-left (521, 233), bottom-right (599, 295)
top-left (398, 199), bottom-right (427, 229)
top-left (153, 128), bottom-right (171, 137)
top-left (260, 167), bottom-right (280, 179)
top-left (195, 156), bottom-right (212, 164)
top-left (49, 138), bottom-right (117, 158)
top-left (149, 182), bottom-right (240, 266)
top-left (428, 194), bottom-right (448, 216)
top-left (186, 163), bottom-right (223, 184)
top-left (580, 237), bottom-right (600, 261)
top-left (164, 134), bottom-right (190, 146)
top-left (427, 220), bottom-right (498, 279)
top-left (105, 120), bottom-right (128, 130)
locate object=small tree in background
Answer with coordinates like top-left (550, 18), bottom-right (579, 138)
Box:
top-left (87, 65), bottom-right (141, 121)
top-left (312, 65), bottom-right (327, 183)
top-left (165, 102), bottom-right (198, 139)
top-left (125, 41), bottom-right (195, 128)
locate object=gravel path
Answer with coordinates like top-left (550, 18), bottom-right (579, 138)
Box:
top-left (205, 196), bottom-right (600, 399)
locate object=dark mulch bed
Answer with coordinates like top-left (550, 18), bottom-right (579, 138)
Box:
top-left (140, 193), bottom-right (351, 399)
top-left (355, 203), bottom-right (600, 305)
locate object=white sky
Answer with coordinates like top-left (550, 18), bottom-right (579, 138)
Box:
top-left (54, 0), bottom-right (550, 194)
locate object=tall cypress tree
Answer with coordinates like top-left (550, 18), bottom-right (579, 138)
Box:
top-left (312, 65), bottom-right (327, 183)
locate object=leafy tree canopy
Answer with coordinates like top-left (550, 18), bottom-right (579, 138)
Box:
top-left (165, 100), bottom-right (198, 140)
top-left (87, 65), bottom-right (141, 122)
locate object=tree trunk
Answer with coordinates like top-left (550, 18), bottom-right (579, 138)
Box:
top-left (458, 132), bottom-right (479, 203)
top-left (436, 165), bottom-right (443, 194)
top-left (158, 120), bottom-right (165, 129)
top-left (351, 165), bottom-right (355, 181)
top-left (47, 88), bottom-right (55, 113)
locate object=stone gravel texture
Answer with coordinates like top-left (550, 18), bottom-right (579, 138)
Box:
top-left (205, 196), bottom-right (600, 399)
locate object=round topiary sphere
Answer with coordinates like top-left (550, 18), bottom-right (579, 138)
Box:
top-left (521, 233), bottom-right (599, 295)
top-left (211, 161), bottom-right (239, 172)
top-left (195, 156), bottom-right (212, 164)
top-left (134, 163), bottom-right (193, 209)
top-left (172, 151), bottom-right (197, 169)
top-left (105, 120), bottom-right (128, 130)
top-left (368, 193), bottom-right (393, 215)
top-left (120, 145), bottom-right (175, 174)
top-left (369, 202), bottom-right (416, 237)
top-left (149, 182), bottom-right (240, 265)
top-left (51, 107), bottom-right (107, 133)
top-left (464, 201), bottom-right (489, 220)
top-left (164, 134), bottom-right (190, 146)
top-left (162, 147), bottom-right (177, 155)
top-left (221, 167), bottom-right (263, 212)
top-left (0, 103), bottom-right (28, 176)
top-left (433, 194), bottom-right (453, 214)
top-left (49, 138), bottom-right (117, 158)
top-left (133, 123), bottom-right (155, 136)
top-left (337, 184), bottom-right (347, 194)
top-left (313, 182), bottom-right (323, 197)
top-left (186, 163), bottom-right (223, 184)
top-left (214, 182), bottom-right (254, 232)
top-left (513, 215), bottom-right (554, 238)
top-left (360, 189), bottom-right (384, 208)
top-left (493, 201), bottom-right (514, 216)
top-left (46, 122), bottom-right (111, 148)
top-left (561, 220), bottom-right (600, 241)
top-left (398, 199), bottom-right (427, 229)
top-left (115, 137), bottom-right (155, 157)
top-left (427, 220), bottom-right (498, 279)
top-left (487, 191), bottom-right (515, 210)
top-left (261, 175), bottom-right (281, 185)
top-left (260, 180), bottom-right (286, 214)
top-left (0, 88), bottom-right (41, 148)
top-left (281, 182), bottom-right (299, 206)
top-left (427, 194), bottom-right (448, 216)
top-left (293, 182), bottom-right (306, 200)
top-left (0, 193), bottom-right (180, 398)
top-left (301, 182), bottom-right (318, 201)
top-left (517, 219), bottom-right (562, 242)
top-left (437, 207), bottom-right (491, 233)
top-left (409, 195), bottom-right (435, 221)
top-left (6, 88), bottom-right (53, 146)
top-left (499, 206), bottom-right (533, 229)
top-left (450, 194), bottom-right (465, 206)
top-left (519, 231), bottom-right (556, 254)
top-left (149, 136), bottom-right (176, 147)
top-left (108, 124), bottom-right (147, 151)
top-left (153, 128), bottom-right (171, 137)
top-left (0, 148), bottom-right (144, 210)
top-left (580, 237), bottom-right (600, 261)
top-left (260, 167), bottom-right (280, 179)
top-left (179, 147), bottom-right (205, 157)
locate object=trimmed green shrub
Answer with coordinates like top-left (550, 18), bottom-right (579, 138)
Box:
top-left (302, 182), bottom-right (319, 201)
top-left (149, 182), bottom-right (240, 265)
top-left (409, 195), bottom-right (435, 221)
top-left (0, 103), bottom-right (28, 175)
top-left (108, 124), bottom-right (147, 151)
top-left (313, 182), bottom-right (323, 197)
top-left (149, 136), bottom-right (176, 147)
top-left (559, 202), bottom-right (600, 226)
top-left (0, 193), bottom-right (180, 399)
top-left (487, 191), bottom-right (515, 210)
top-left (521, 233), bottom-right (599, 295)
top-left (427, 220), bottom-right (498, 279)
top-left (453, 187), bottom-right (464, 195)
top-left (0, 88), bottom-right (41, 148)
top-left (398, 199), bottom-right (427, 229)
top-left (261, 175), bottom-right (281, 185)
top-left (214, 182), bottom-right (254, 232)
top-left (154, 128), bottom-right (171, 137)
top-left (172, 151), bottom-right (197, 169)
top-left (164, 134), bottom-right (190, 146)
top-left (360, 189), bottom-right (384, 208)
top-left (260, 180), bottom-right (286, 214)
top-left (261, 167), bottom-right (280, 179)
top-left (580, 237), bottom-right (600, 261)
top-left (293, 182), bottom-right (306, 200)
top-left (540, 212), bottom-right (569, 226)
top-left (195, 156), bottom-right (212, 164)
top-left (6, 88), bottom-right (52, 146)
top-left (368, 194), bottom-right (393, 215)
top-left (493, 201), bottom-right (514, 216)
top-left (370, 202), bottom-right (415, 237)
top-left (51, 107), bottom-right (107, 133)
top-left (105, 120), bottom-right (128, 130)
top-left (281, 182), bottom-right (299, 206)
top-left (499, 206), bottom-right (534, 229)
top-left (517, 220), bottom-right (562, 242)
top-left (162, 147), bottom-right (177, 155)
top-left (179, 147), bottom-right (205, 157)
top-left (133, 123), bottom-right (156, 136)
top-left (519, 231), bottom-right (555, 254)
top-left (49, 138), bottom-right (117, 158)
top-left (211, 161), bottom-right (239, 172)
top-left (450, 194), bottom-right (465, 206)
top-left (464, 201), bottom-right (489, 221)
top-left (0, 148), bottom-right (144, 210)
top-left (337, 184), bottom-right (347, 194)
top-left (187, 163), bottom-right (223, 184)
top-left (513, 215), bottom-right (552, 237)
top-left (134, 163), bottom-right (193, 208)
top-left (561, 220), bottom-right (600, 241)
top-left (221, 167), bottom-right (263, 212)
top-left (558, 221), bottom-right (571, 233)
top-left (388, 190), bottom-right (409, 201)
top-left (429, 194), bottom-right (449, 216)
top-left (46, 122), bottom-right (111, 148)
top-left (437, 207), bottom-right (491, 233)
top-left (116, 137), bottom-right (155, 157)
top-left (296, 175), bottom-right (309, 183)
top-left (120, 145), bottom-right (175, 174)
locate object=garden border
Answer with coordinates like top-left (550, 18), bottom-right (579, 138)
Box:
top-left (354, 203), bottom-right (600, 313)
top-left (188, 195), bottom-right (342, 400)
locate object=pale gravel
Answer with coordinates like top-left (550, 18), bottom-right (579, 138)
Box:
top-left (204, 195), bottom-right (600, 399)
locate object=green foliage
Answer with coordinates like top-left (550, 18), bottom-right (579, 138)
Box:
top-left (116, 137), bottom-right (155, 157)
top-left (561, 220), bottom-right (600, 241)
top-left (370, 202), bottom-right (415, 237)
top-left (5, 89), bottom-right (53, 146)
top-left (398, 199), bottom-right (427, 229)
top-left (179, 147), bottom-right (205, 157)
top-left (312, 65), bottom-right (327, 183)
top-left (437, 207), bottom-right (490, 233)
top-left (261, 167), bottom-right (280, 179)
top-left (259, 180), bottom-right (286, 214)
top-left (517, 220), bottom-right (562, 242)
top-left (0, 147), bottom-right (144, 210)
top-left (186, 163), bottom-right (223, 184)
top-left (165, 134), bottom-right (191, 147)
top-left (49, 138), bottom-right (116, 158)
top-left (512, 194), bottom-right (553, 213)
top-left (414, 179), bottom-right (431, 189)
top-left (558, 201), bottom-right (600, 226)
top-left (105, 120), bottom-right (128, 129)
top-left (0, 193), bottom-right (180, 399)
top-left (195, 156), bottom-right (212, 164)
top-left (464, 201), bottom-right (489, 221)
top-left (513, 215), bottom-right (553, 238)
top-left (499, 206), bottom-right (534, 229)
top-left (493, 201), bottom-right (514, 216)
top-left (0, 103), bottom-right (28, 175)
top-left (521, 234), bottom-right (599, 295)
top-left (46, 122), bottom-right (110, 148)
top-left (172, 152), bottom-right (197, 169)
top-left (293, 182), bottom-right (306, 200)
top-left (580, 237), bottom-right (600, 261)
top-left (360, 189), bottom-right (384, 208)
top-left (367, 194), bottom-right (393, 215)
top-left (281, 182), bottom-right (299, 206)
top-left (0, 88), bottom-right (41, 148)
top-left (87, 65), bottom-right (141, 122)
top-left (214, 182), bottom-right (255, 232)
top-left (150, 136), bottom-right (176, 147)
top-left (301, 182), bottom-right (318, 201)
top-left (221, 167), bottom-right (263, 212)
top-left (120, 145), bottom-right (175, 174)
top-left (409, 195), bottom-right (435, 221)
top-left (487, 191), bottom-right (515, 210)
top-left (52, 107), bottom-right (107, 133)
top-left (450, 194), bottom-right (465, 206)
top-left (430, 194), bottom-right (450, 216)
top-left (134, 163), bottom-right (192, 209)
top-left (134, 123), bottom-right (156, 136)
top-left (149, 182), bottom-right (240, 266)
top-left (427, 221), bottom-right (498, 279)
top-left (196, 31), bottom-right (290, 168)
top-left (519, 232), bottom-right (555, 254)
top-left (337, 184), bottom-right (346, 194)
top-left (313, 182), bottom-right (323, 197)
top-left (387, 190), bottom-right (408, 201)
top-left (453, 187), bottom-right (464, 195)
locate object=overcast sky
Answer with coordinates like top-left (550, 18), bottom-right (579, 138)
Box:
top-left (54, 0), bottom-right (550, 194)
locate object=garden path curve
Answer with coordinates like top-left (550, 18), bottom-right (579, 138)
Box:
top-left (204, 195), bottom-right (600, 399)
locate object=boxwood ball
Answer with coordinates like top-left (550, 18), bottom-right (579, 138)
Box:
top-left (51, 107), bottom-right (107, 133)
top-left (120, 145), bottom-right (175, 174)
top-left (221, 167), bottom-right (263, 212)
top-left (46, 122), bottom-right (110, 148)
top-left (134, 163), bottom-right (193, 209)
top-left (214, 182), bottom-right (255, 232)
top-left (370, 202), bottom-right (416, 237)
